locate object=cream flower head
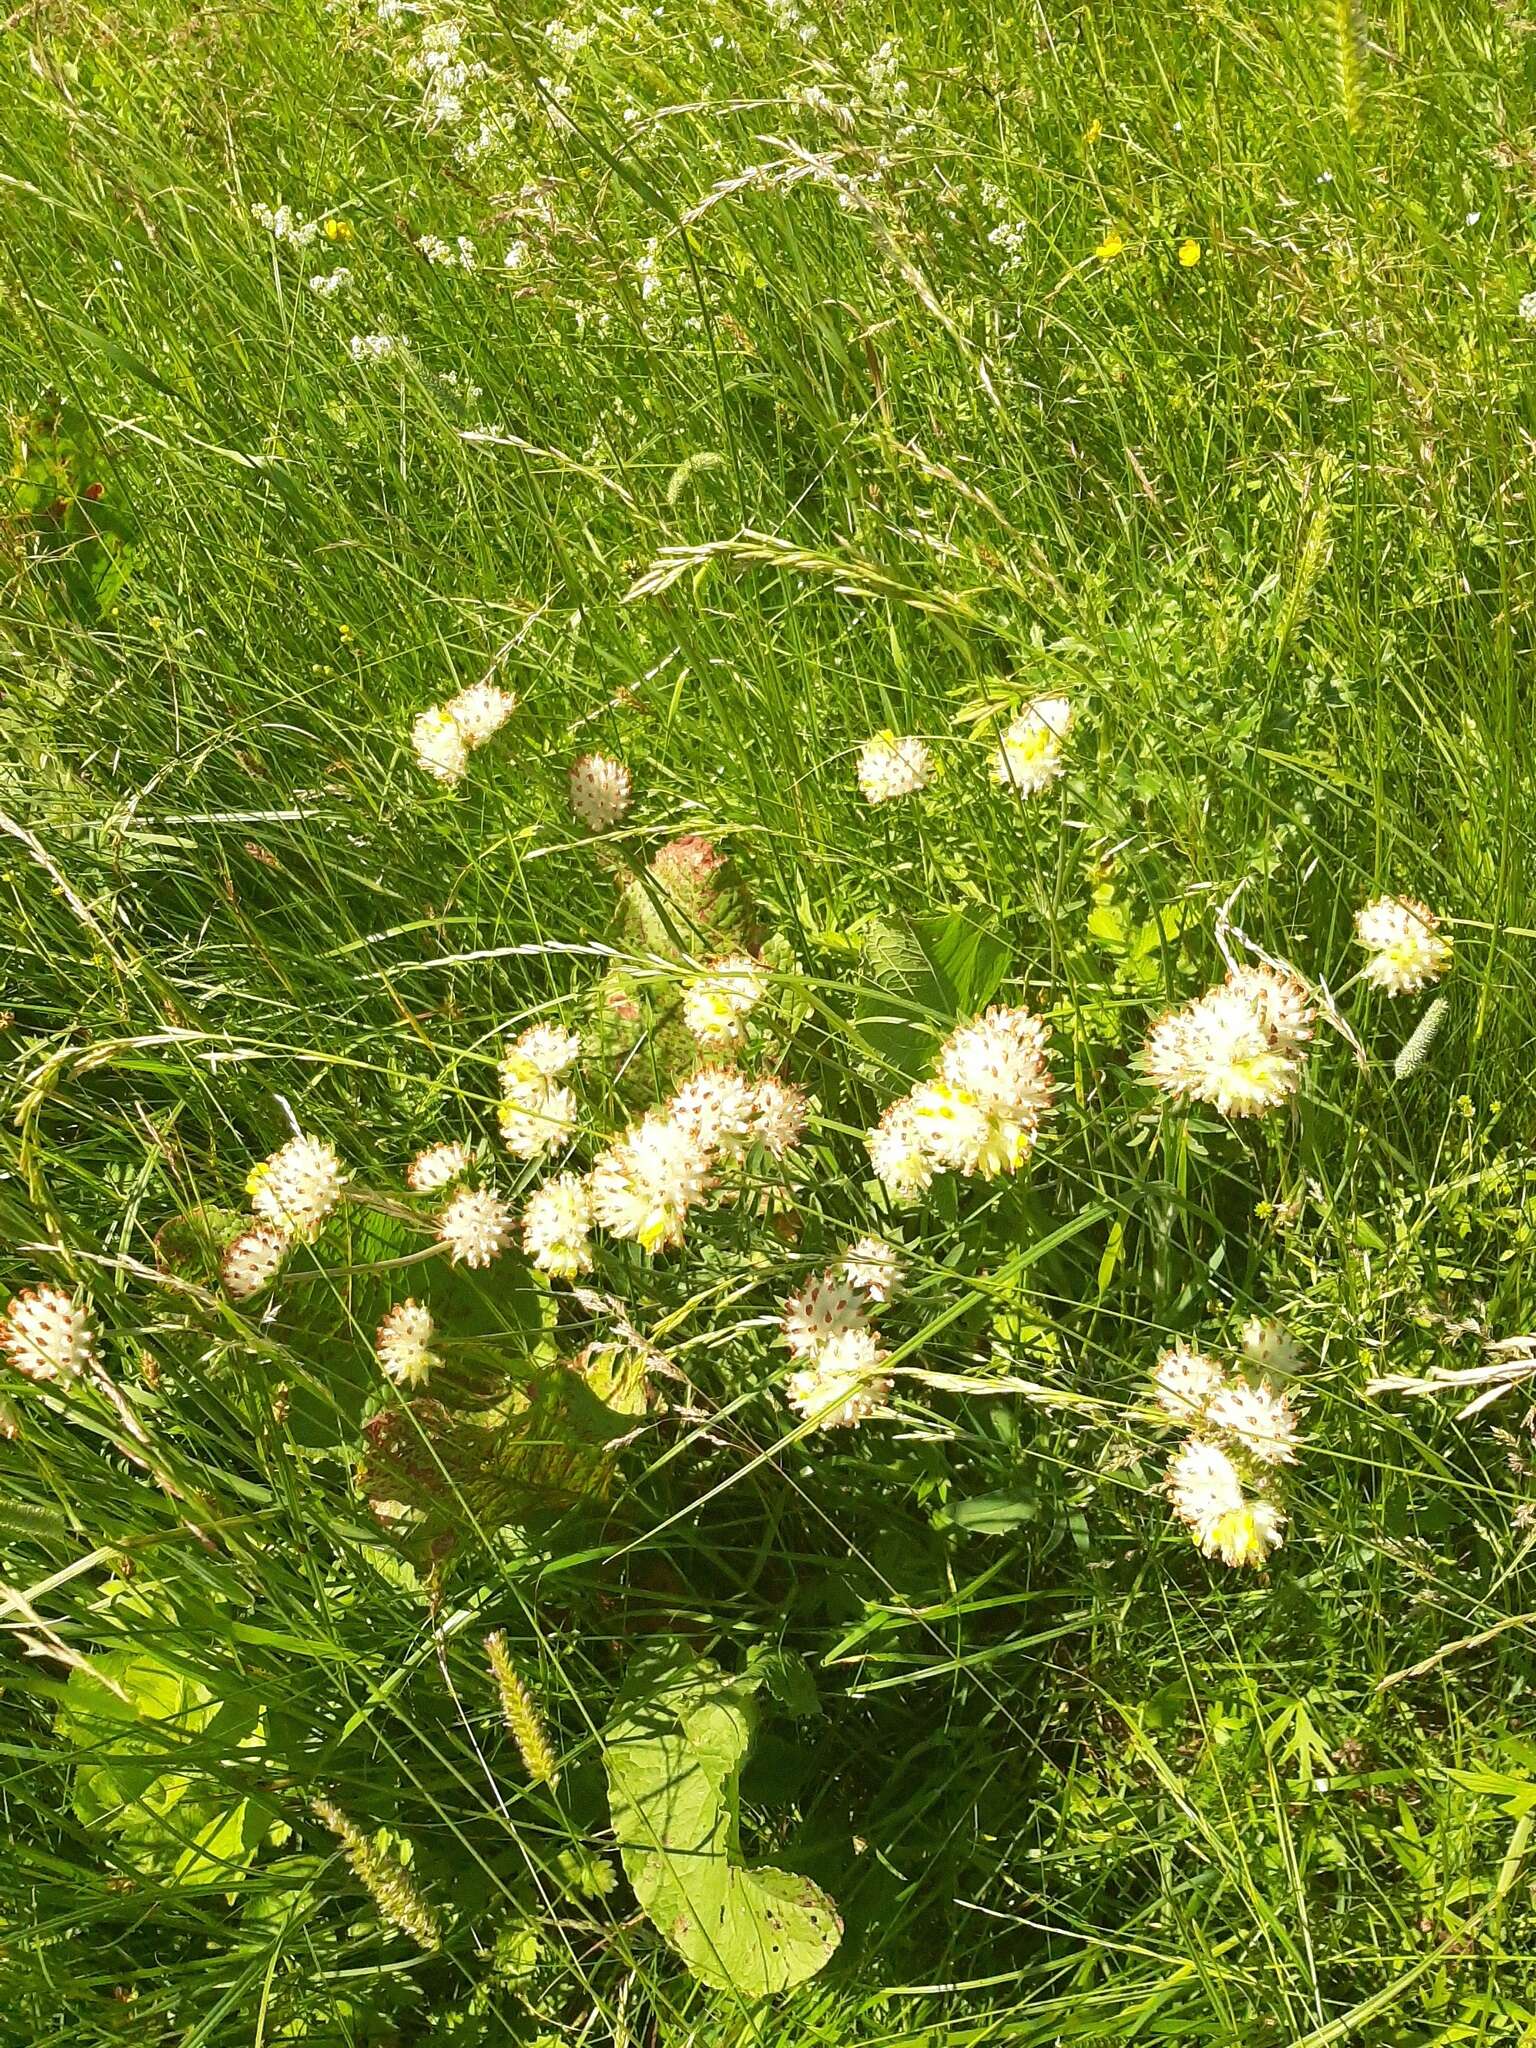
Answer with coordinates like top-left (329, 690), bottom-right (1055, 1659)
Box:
top-left (866, 1097), bottom-right (934, 1204)
top-left (751, 1076), bottom-right (809, 1158)
top-left (857, 732), bottom-right (933, 805)
top-left (1205, 1378), bottom-right (1300, 1465)
top-left (1143, 979), bottom-right (1305, 1117)
top-left (589, 1114), bottom-right (712, 1253)
top-left (439, 1186), bottom-right (513, 1267)
top-left (682, 955), bottom-right (765, 1050)
top-left (221, 1226), bottom-right (289, 1303)
top-left (1, 1285), bottom-right (96, 1381)
top-left (521, 1173), bottom-right (593, 1279)
top-left (842, 1236), bottom-right (903, 1305)
top-left (412, 705), bottom-right (470, 784)
top-left (994, 695), bottom-right (1071, 796)
top-left (376, 1300), bottom-right (440, 1387)
top-left (497, 1079), bottom-right (577, 1161)
top-left (1152, 1342), bottom-right (1225, 1421)
top-left (669, 1067), bottom-right (758, 1158)
top-left (443, 681), bottom-right (516, 745)
top-left (1355, 895), bottom-right (1451, 995)
top-left (781, 1269), bottom-right (869, 1358)
top-left (407, 1141), bottom-right (471, 1193)
top-left (784, 1326), bottom-right (892, 1428)
top-left (569, 752), bottom-right (632, 831)
top-left (249, 1135), bottom-right (348, 1240)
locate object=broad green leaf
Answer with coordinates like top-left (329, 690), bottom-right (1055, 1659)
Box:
top-left (603, 1659), bottom-right (842, 1995)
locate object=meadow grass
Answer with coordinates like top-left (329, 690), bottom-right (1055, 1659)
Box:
top-left (4, 0), bottom-right (1536, 2039)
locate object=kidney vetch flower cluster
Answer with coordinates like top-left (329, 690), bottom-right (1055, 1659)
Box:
top-left (868, 1003), bottom-right (1053, 1203)
top-left (1153, 1324), bottom-right (1301, 1568)
top-left (780, 1238), bottom-right (904, 1428)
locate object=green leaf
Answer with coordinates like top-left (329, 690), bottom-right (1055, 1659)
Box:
top-left (603, 1659), bottom-right (842, 1995)
top-left (932, 1488), bottom-right (1041, 1534)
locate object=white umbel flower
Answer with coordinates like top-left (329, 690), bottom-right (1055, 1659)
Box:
top-left (669, 1067), bottom-right (757, 1158)
top-left (994, 694), bottom-right (1072, 796)
top-left (784, 1327), bottom-right (892, 1428)
top-left (221, 1226), bottom-right (289, 1303)
top-left (1, 1286), bottom-right (95, 1382)
top-left (589, 1114), bottom-right (712, 1252)
top-left (444, 681), bottom-right (516, 745)
top-left (439, 1186), bottom-right (513, 1267)
top-left (1205, 1379), bottom-right (1300, 1465)
top-left (842, 1236), bottom-right (902, 1304)
top-left (1355, 896), bottom-right (1452, 995)
top-left (781, 1269), bottom-right (869, 1358)
top-left (503, 1023), bottom-right (582, 1081)
top-left (866, 1097), bottom-right (934, 1204)
top-left (376, 1299), bottom-right (439, 1386)
top-left (569, 752), bottom-right (632, 831)
top-left (857, 732), bottom-right (933, 805)
top-left (408, 1141), bottom-right (471, 1192)
top-left (1152, 1343), bottom-right (1225, 1420)
top-left (682, 956), bottom-right (765, 1050)
top-left (751, 1077), bottom-right (808, 1157)
top-left (521, 1173), bottom-right (593, 1278)
top-left (412, 705), bottom-right (470, 784)
top-left (249, 1135), bottom-right (348, 1240)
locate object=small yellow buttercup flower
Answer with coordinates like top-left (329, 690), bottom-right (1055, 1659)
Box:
top-left (1177, 238), bottom-right (1200, 267)
top-left (1094, 230), bottom-right (1124, 262)
top-left (323, 218), bottom-right (354, 242)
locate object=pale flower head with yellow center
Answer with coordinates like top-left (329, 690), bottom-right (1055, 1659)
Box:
top-left (412, 705), bottom-right (470, 784)
top-left (1143, 980), bottom-right (1304, 1117)
top-left (994, 695), bottom-right (1072, 796)
top-left (682, 955), bottom-right (764, 1050)
top-left (1354, 895), bottom-right (1451, 995)
top-left (784, 1326), bottom-right (892, 1429)
top-left (857, 732), bottom-right (933, 805)
top-left (866, 1097), bottom-right (934, 1205)
top-left (588, 1114), bottom-right (712, 1253)
top-left (520, 1173), bottom-right (593, 1279)
top-left (497, 1078), bottom-right (577, 1161)
top-left (249, 1135), bottom-right (348, 1240)
top-left (781, 1269), bottom-right (869, 1359)
top-left (375, 1299), bottom-right (439, 1387)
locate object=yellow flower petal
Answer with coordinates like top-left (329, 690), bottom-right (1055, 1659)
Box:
top-left (1094, 230), bottom-right (1124, 262)
top-left (1178, 237), bottom-right (1201, 266)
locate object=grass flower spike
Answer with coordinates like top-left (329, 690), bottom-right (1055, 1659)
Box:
top-left (1355, 895), bottom-right (1452, 994)
top-left (486, 1634), bottom-right (560, 1783)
